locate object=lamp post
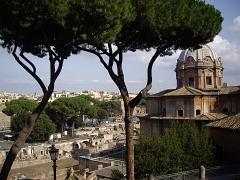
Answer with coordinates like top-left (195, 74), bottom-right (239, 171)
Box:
top-left (49, 144), bottom-right (59, 180)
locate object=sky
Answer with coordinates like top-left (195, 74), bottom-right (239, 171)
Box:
top-left (0, 0), bottom-right (240, 94)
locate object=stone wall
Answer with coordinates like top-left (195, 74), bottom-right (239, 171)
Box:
top-left (0, 105), bottom-right (10, 129)
top-left (12, 158), bottom-right (51, 169)
top-left (165, 97), bottom-right (194, 117)
top-left (146, 98), bottom-right (159, 115)
top-left (218, 95), bottom-right (240, 114)
top-left (140, 118), bottom-right (171, 137)
top-left (78, 157), bottom-right (112, 172)
top-left (209, 128), bottom-right (240, 164)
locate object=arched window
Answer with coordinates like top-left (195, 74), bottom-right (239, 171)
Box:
top-left (196, 109), bottom-right (201, 116)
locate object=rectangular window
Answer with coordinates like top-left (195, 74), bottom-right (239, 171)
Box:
top-left (178, 79), bottom-right (183, 87)
top-left (162, 108), bottom-right (166, 116)
top-left (177, 110), bottom-right (183, 117)
top-left (188, 77), bottom-right (194, 87)
top-left (206, 76), bottom-right (212, 85)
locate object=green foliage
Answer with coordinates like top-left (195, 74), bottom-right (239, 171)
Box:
top-left (70, 175), bottom-right (78, 180)
top-left (30, 114), bottom-right (56, 142)
top-left (46, 95), bottom-right (121, 132)
top-left (138, 97), bottom-right (146, 106)
top-left (4, 98), bottom-right (56, 142)
top-left (0, 0), bottom-right (74, 58)
top-left (11, 112), bottom-right (56, 142)
top-left (135, 122), bottom-right (215, 178)
top-left (175, 122), bottom-right (213, 169)
top-left (96, 109), bottom-right (108, 120)
top-left (97, 100), bottom-right (122, 117)
top-left (119, 0), bottom-right (223, 51)
top-left (46, 97), bottom-right (81, 132)
top-left (3, 98), bottom-right (38, 116)
top-left (67, 0), bottom-right (223, 52)
top-left (11, 112), bottom-right (27, 133)
top-left (72, 116), bottom-right (83, 129)
top-left (67, 0), bottom-right (135, 46)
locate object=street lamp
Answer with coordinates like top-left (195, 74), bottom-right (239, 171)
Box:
top-left (49, 144), bottom-right (59, 180)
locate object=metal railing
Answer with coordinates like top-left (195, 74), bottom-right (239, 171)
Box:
top-left (142, 165), bottom-right (240, 180)
top-left (153, 169), bottom-right (199, 180)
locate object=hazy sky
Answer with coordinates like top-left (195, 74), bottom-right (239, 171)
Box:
top-left (0, 0), bottom-right (240, 94)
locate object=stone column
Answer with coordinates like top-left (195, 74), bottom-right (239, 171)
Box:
top-left (199, 165), bottom-right (205, 179)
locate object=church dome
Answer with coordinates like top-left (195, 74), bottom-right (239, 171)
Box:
top-left (175, 45), bottom-right (223, 90)
top-left (178, 45), bottom-right (218, 62)
top-left (176, 45), bottom-right (222, 69)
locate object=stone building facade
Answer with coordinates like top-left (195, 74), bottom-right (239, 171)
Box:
top-left (207, 114), bottom-right (240, 164)
top-left (141, 45), bottom-right (240, 136)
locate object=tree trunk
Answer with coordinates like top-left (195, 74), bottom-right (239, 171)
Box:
top-left (0, 92), bottom-right (52, 180)
top-left (125, 110), bottom-right (135, 180)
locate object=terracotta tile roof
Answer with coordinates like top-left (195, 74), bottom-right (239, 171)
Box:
top-left (150, 116), bottom-right (198, 120)
top-left (163, 87), bottom-right (206, 96)
top-left (149, 89), bottom-right (175, 97)
top-left (148, 113), bottom-right (227, 121)
top-left (148, 86), bottom-right (240, 98)
top-left (220, 86), bottom-right (240, 95)
top-left (194, 113), bottom-right (227, 121)
top-left (206, 113), bottom-right (240, 130)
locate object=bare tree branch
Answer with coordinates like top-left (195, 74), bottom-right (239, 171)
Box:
top-left (12, 45), bottom-right (47, 94)
top-left (47, 47), bottom-right (64, 84)
top-left (20, 51), bottom-right (36, 73)
top-left (108, 44), bottom-right (115, 68)
top-left (116, 49), bottom-right (124, 78)
top-left (76, 46), bottom-right (110, 70)
top-left (112, 49), bottom-right (119, 58)
top-left (129, 49), bottom-right (161, 108)
top-left (47, 47), bottom-right (56, 86)
top-left (53, 58), bottom-right (64, 82)
top-left (109, 49), bottom-right (129, 102)
top-left (78, 45), bottom-right (128, 99)
top-left (97, 45), bottom-right (119, 58)
top-left (108, 43), bottom-right (112, 55)
top-left (49, 48), bottom-right (60, 60)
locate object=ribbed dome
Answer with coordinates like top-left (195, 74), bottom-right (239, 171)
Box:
top-left (175, 45), bottom-right (223, 90)
top-left (178, 45), bottom-right (219, 62)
